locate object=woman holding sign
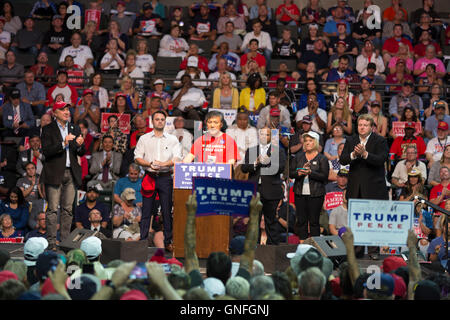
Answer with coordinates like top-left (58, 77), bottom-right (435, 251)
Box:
top-left (290, 131), bottom-right (329, 241)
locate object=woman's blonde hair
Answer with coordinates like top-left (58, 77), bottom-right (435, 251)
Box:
top-left (120, 75), bottom-right (134, 91)
top-left (0, 214), bottom-right (12, 232)
top-left (440, 145), bottom-right (450, 165)
top-left (83, 20), bottom-right (97, 33)
top-left (218, 72), bottom-right (233, 89)
top-left (330, 97), bottom-right (350, 123)
top-left (109, 20), bottom-right (121, 33)
top-left (397, 42), bottom-right (412, 59)
top-left (302, 134), bottom-right (320, 151)
top-left (137, 40), bottom-right (148, 53)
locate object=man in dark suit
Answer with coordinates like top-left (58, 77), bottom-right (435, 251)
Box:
top-left (241, 127), bottom-right (286, 245)
top-left (1, 88), bottom-right (35, 137)
top-left (16, 134), bottom-right (45, 177)
top-left (340, 113), bottom-right (389, 259)
top-left (41, 101), bottom-right (86, 250)
top-left (0, 137), bottom-right (18, 196)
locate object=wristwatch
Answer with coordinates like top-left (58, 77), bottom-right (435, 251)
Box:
top-left (105, 280), bottom-right (116, 290)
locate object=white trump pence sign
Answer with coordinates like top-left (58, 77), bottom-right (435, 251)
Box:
top-left (348, 199), bottom-right (413, 247)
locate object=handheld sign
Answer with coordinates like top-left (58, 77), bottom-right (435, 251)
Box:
top-left (348, 199), bottom-right (413, 247)
top-left (392, 121), bottom-right (422, 137)
top-left (101, 113), bottom-right (131, 134)
top-left (174, 163), bottom-right (232, 189)
top-left (193, 177), bottom-right (256, 217)
top-left (324, 192), bottom-right (344, 210)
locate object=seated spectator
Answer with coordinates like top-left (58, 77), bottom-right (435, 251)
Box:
top-left (16, 70), bottom-right (47, 117)
top-left (29, 51), bottom-right (54, 87)
top-left (30, 0), bottom-right (57, 19)
top-left (413, 45), bottom-right (446, 78)
top-left (272, 79), bottom-right (295, 111)
top-left (239, 73), bottom-right (266, 113)
top-left (425, 121), bottom-right (450, 167)
top-left (382, 24), bottom-right (413, 66)
top-left (428, 145), bottom-right (450, 186)
top-left (324, 122), bottom-right (346, 161)
top-left (330, 78), bottom-right (355, 111)
top-left (390, 122), bottom-right (426, 160)
top-left (272, 28), bottom-right (300, 60)
top-left (212, 72), bottom-right (239, 109)
top-left (0, 187), bottom-right (28, 235)
top-left (429, 166), bottom-right (450, 210)
top-left (257, 90), bottom-right (291, 129)
top-left (89, 73), bottom-right (109, 110)
top-left (135, 39), bottom-right (155, 75)
top-left (414, 29), bottom-right (443, 59)
top-left (99, 38), bottom-right (125, 73)
top-left (88, 135), bottom-right (122, 190)
top-left (174, 56), bottom-right (207, 89)
top-left (163, 6), bottom-right (190, 37)
top-left (86, 209), bottom-right (111, 238)
top-left (417, 64), bottom-right (444, 94)
top-left (189, 1), bottom-right (223, 19)
top-left (364, 63), bottom-right (384, 84)
top-left (387, 42), bottom-right (413, 74)
top-left (73, 89), bottom-right (100, 134)
top-left (427, 214), bottom-right (450, 269)
top-left (1, 1), bottom-right (22, 35)
top-left (132, 2), bottom-right (163, 39)
top-left (188, 3), bottom-right (217, 41)
top-left (217, 5), bottom-right (246, 34)
top-left (101, 114), bottom-right (128, 154)
top-left (368, 101), bottom-right (388, 137)
top-left (326, 97), bottom-right (352, 135)
top-left (143, 95), bottom-right (162, 119)
top-left (157, 25), bottom-right (189, 58)
top-left (78, 119), bottom-right (94, 180)
top-left (323, 6), bottom-right (351, 38)
top-left (388, 80), bottom-right (422, 121)
top-left (413, 12), bottom-right (438, 43)
top-left (114, 163), bottom-right (142, 207)
top-left (25, 212), bottom-right (46, 240)
top-left (352, 3), bottom-right (381, 48)
top-left (0, 50), bottom-right (24, 87)
top-left (398, 171), bottom-right (427, 221)
top-left (241, 20), bottom-right (272, 65)
top-left (355, 39), bottom-right (385, 77)
top-left (16, 134), bottom-right (44, 177)
top-left (223, 0), bottom-right (249, 22)
top-left (382, 0), bottom-right (408, 22)
top-left (129, 115), bottom-right (152, 149)
top-left (392, 145), bottom-right (428, 188)
top-left (55, 1), bottom-right (70, 26)
top-left (297, 78), bottom-right (327, 111)
top-left (0, 214), bottom-right (22, 239)
top-left (423, 85), bottom-right (447, 119)
top-left (226, 110), bottom-right (258, 165)
top-left (248, 4), bottom-right (277, 40)
top-left (275, 0), bottom-right (300, 26)
top-left (112, 188), bottom-right (142, 240)
top-left (326, 55), bottom-right (355, 82)
top-left (353, 77), bottom-right (382, 118)
top-left (328, 22), bottom-right (358, 57)
top-left (300, 0), bottom-right (327, 25)
top-left (60, 54), bottom-right (85, 87)
top-left (212, 21), bottom-right (242, 54)
top-left (240, 39), bottom-right (267, 76)
top-left (2, 88), bottom-right (35, 137)
top-left (42, 15), bottom-right (71, 55)
top-left (74, 186), bottom-right (110, 230)
top-left (209, 43), bottom-right (241, 76)
top-left (46, 70), bottom-right (78, 106)
top-left (329, 189), bottom-right (348, 235)
top-left (146, 78), bottom-right (171, 110)
top-left (0, 17), bottom-right (11, 59)
top-left (295, 94), bottom-right (327, 135)
top-left (382, 8), bottom-right (412, 41)
top-left (425, 101), bottom-right (450, 141)
top-left (329, 41), bottom-right (355, 70)
top-left (298, 39), bottom-right (329, 81)
top-left (180, 43), bottom-right (209, 74)
top-left (172, 74), bottom-right (207, 120)
top-left (250, 0), bottom-right (273, 20)
top-left (101, 20), bottom-right (129, 53)
top-left (59, 31), bottom-right (94, 75)
top-left (118, 75), bottom-right (139, 112)
top-left (385, 59), bottom-right (414, 92)
top-left (111, 1), bottom-right (134, 36)
top-left (119, 50), bottom-right (144, 87)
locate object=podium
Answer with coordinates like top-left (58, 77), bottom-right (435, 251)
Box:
top-left (172, 163), bottom-right (233, 258)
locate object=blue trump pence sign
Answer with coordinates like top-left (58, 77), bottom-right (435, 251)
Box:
top-left (193, 178), bottom-right (256, 217)
top-left (348, 199), bottom-right (414, 247)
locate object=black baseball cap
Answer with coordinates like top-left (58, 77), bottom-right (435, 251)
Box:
top-left (10, 88), bottom-right (20, 99)
top-left (87, 186), bottom-right (99, 194)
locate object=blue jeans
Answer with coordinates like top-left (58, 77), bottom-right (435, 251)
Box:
top-left (11, 46), bottom-right (39, 57)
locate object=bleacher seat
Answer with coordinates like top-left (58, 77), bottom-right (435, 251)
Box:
top-left (268, 59), bottom-right (297, 74)
top-left (155, 56), bottom-right (182, 76)
top-left (189, 40), bottom-right (214, 59)
top-left (15, 52), bottom-right (36, 68)
top-left (132, 37), bottom-right (160, 58)
top-left (33, 19), bottom-right (51, 34)
top-left (47, 53), bottom-right (60, 70)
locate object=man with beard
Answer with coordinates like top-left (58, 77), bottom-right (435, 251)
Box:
top-left (424, 101), bottom-right (450, 140)
top-left (74, 186), bottom-right (110, 230)
top-left (25, 212), bottom-right (47, 241)
top-left (114, 163), bottom-right (143, 208)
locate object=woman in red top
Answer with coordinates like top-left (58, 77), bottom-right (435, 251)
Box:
top-left (184, 110), bottom-right (240, 164)
top-left (276, 0), bottom-right (300, 26)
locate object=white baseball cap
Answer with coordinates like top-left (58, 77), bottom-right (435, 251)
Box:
top-left (24, 237), bottom-right (49, 266)
top-left (286, 244), bottom-right (314, 259)
top-left (80, 236), bottom-right (102, 261)
top-left (302, 131), bottom-right (320, 142)
top-left (187, 56), bottom-right (199, 68)
top-left (203, 277), bottom-right (225, 298)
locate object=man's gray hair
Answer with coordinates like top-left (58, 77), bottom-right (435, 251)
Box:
top-left (205, 110), bottom-right (224, 123)
top-left (226, 276), bottom-right (250, 300)
top-left (129, 163), bottom-right (140, 172)
top-left (249, 275), bottom-right (275, 300)
top-left (297, 267), bottom-right (327, 299)
top-left (252, 260), bottom-right (265, 277)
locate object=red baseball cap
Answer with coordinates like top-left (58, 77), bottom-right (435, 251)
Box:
top-left (337, 22), bottom-right (347, 28)
top-left (405, 122), bottom-right (415, 129)
top-left (338, 78), bottom-right (349, 85)
top-left (82, 89), bottom-right (94, 97)
top-left (438, 121), bottom-right (449, 131)
top-left (141, 174), bottom-right (155, 197)
top-left (52, 101), bottom-right (69, 112)
top-left (115, 92), bottom-right (127, 100)
top-left (381, 256), bottom-right (407, 273)
top-left (337, 40), bottom-right (347, 46)
top-left (270, 108), bottom-right (281, 117)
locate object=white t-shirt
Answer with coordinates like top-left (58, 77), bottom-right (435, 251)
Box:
top-left (0, 30), bottom-right (11, 54)
top-left (426, 136), bottom-right (450, 162)
top-left (100, 52), bottom-right (124, 70)
top-left (172, 87), bottom-right (206, 112)
top-left (295, 108), bottom-right (327, 134)
top-left (241, 31), bottom-right (273, 51)
top-left (119, 67), bottom-right (145, 86)
top-left (59, 45), bottom-right (94, 68)
top-left (51, 85), bottom-right (73, 104)
top-left (136, 54), bottom-right (155, 73)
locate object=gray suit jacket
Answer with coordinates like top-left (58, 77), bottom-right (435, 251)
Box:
top-left (89, 151), bottom-right (122, 181)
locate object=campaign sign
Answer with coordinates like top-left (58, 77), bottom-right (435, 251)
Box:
top-left (392, 121), bottom-right (422, 137)
top-left (324, 192), bottom-right (344, 210)
top-left (101, 113), bottom-right (131, 134)
top-left (210, 108), bottom-right (237, 127)
top-left (348, 199), bottom-right (413, 247)
top-left (85, 9), bottom-right (101, 30)
top-left (174, 163), bottom-right (232, 189)
top-left (193, 177), bottom-right (256, 217)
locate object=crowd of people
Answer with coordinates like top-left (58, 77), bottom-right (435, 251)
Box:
top-left (0, 0), bottom-right (448, 300)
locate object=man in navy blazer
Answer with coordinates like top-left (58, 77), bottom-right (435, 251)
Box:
top-left (2, 88), bottom-right (35, 137)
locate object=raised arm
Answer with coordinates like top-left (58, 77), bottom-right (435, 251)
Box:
top-left (341, 227), bottom-right (360, 287)
top-left (407, 229), bottom-right (421, 300)
top-left (184, 192), bottom-right (200, 274)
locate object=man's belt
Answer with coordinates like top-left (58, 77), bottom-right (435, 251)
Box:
top-left (146, 171), bottom-right (172, 177)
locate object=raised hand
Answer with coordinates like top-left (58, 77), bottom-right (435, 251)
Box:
top-left (186, 192), bottom-right (197, 214)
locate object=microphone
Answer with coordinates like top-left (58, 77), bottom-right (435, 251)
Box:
top-left (414, 195), bottom-right (450, 217)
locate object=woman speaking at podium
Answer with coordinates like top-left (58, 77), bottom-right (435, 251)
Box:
top-left (183, 111), bottom-right (240, 164)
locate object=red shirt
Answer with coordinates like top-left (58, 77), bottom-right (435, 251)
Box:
top-left (430, 184), bottom-right (450, 210)
top-left (389, 136), bottom-right (426, 159)
top-left (413, 42), bottom-right (442, 58)
top-left (190, 133), bottom-right (240, 164)
top-left (240, 53), bottom-right (266, 68)
top-left (130, 128), bottom-right (153, 148)
top-left (179, 55), bottom-right (209, 73)
top-left (276, 4), bottom-right (300, 22)
top-left (385, 74), bottom-right (415, 92)
top-left (382, 37), bottom-right (413, 55)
